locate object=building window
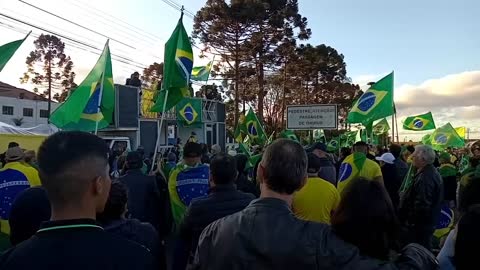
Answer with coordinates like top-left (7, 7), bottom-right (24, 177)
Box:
top-left (39, 109), bottom-right (49, 118)
top-left (2, 106), bottom-right (13, 115)
top-left (23, 108), bottom-right (33, 117)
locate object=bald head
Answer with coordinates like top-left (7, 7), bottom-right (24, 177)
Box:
top-left (260, 139), bottom-right (307, 194)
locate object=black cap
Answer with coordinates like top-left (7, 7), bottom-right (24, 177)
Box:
top-left (183, 142), bottom-right (202, 158)
top-left (307, 153), bottom-right (322, 173)
top-left (306, 142), bottom-right (327, 153)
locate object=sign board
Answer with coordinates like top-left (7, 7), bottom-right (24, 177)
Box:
top-left (287, 104), bottom-right (337, 130)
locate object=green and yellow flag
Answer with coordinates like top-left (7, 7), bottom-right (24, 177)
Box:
top-left (176, 97), bottom-right (202, 126)
top-left (191, 61), bottom-right (212, 81)
top-left (280, 130), bottom-right (298, 142)
top-left (430, 123), bottom-right (465, 150)
top-left (313, 129), bottom-right (325, 141)
top-left (327, 137), bottom-right (339, 151)
top-left (455, 127), bottom-right (466, 140)
top-left (50, 41), bottom-right (114, 131)
top-left (421, 133), bottom-right (432, 145)
top-left (0, 32), bottom-right (30, 73)
top-left (373, 118), bottom-right (390, 135)
top-left (151, 14), bottom-right (193, 112)
top-left (347, 72), bottom-right (394, 124)
top-left (245, 109), bottom-right (266, 144)
top-left (337, 152), bottom-right (368, 194)
top-left (403, 112), bottom-right (436, 131)
top-left (234, 114), bottom-right (247, 143)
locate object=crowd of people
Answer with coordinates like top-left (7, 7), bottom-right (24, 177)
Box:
top-left (0, 131), bottom-right (479, 269)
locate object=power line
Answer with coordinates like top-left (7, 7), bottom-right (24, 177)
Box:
top-left (18, 0), bottom-right (135, 49)
top-left (0, 13), bottom-right (148, 68)
top-left (66, 0), bottom-right (165, 43)
top-left (0, 18), bottom-right (146, 70)
top-left (160, 0), bottom-right (195, 19)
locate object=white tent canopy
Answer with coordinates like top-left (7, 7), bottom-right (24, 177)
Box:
top-left (0, 122), bottom-right (58, 135)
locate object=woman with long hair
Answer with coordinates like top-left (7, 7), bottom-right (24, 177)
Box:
top-left (331, 178), bottom-right (400, 260)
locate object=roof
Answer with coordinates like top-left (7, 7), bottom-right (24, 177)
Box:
top-left (0, 81), bottom-right (48, 101)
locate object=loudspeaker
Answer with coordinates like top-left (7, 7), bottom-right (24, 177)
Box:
top-left (114, 84), bottom-right (139, 128)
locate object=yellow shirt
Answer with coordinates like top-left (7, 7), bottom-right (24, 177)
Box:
top-left (293, 176), bottom-right (340, 224)
top-left (337, 154), bottom-right (383, 195)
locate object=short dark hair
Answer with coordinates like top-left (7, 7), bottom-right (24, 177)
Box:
top-left (8, 142), bottom-right (19, 148)
top-left (389, 144), bottom-right (402, 159)
top-left (37, 131), bottom-right (109, 205)
top-left (340, 147), bottom-right (351, 157)
top-left (262, 139), bottom-right (307, 194)
top-left (307, 153), bottom-right (321, 173)
top-left (235, 154), bottom-right (248, 175)
top-left (210, 154), bottom-right (237, 185)
top-left (183, 142), bottom-right (202, 158)
top-left (126, 151), bottom-right (143, 169)
top-left (455, 205), bottom-right (480, 270)
top-left (406, 145), bottom-right (415, 154)
top-left (459, 177), bottom-right (480, 214)
top-left (331, 178), bottom-right (399, 260)
top-left (97, 180), bottom-right (128, 224)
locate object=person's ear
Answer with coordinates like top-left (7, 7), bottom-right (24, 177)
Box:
top-left (257, 164), bottom-right (265, 184)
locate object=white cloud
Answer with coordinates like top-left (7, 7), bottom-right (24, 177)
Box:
top-left (394, 70), bottom-right (480, 141)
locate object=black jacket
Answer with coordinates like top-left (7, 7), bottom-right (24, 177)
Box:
top-left (119, 169), bottom-right (165, 234)
top-left (317, 157), bottom-right (337, 186)
top-left (0, 219), bottom-right (155, 270)
top-left (398, 164), bottom-right (443, 248)
top-left (191, 198), bottom-right (438, 270)
top-left (236, 173), bottom-right (260, 197)
top-left (103, 219), bottom-right (159, 255)
top-left (382, 163), bottom-right (402, 210)
top-left (180, 185), bottom-right (255, 252)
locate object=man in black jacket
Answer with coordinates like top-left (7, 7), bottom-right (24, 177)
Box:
top-left (0, 131), bottom-right (154, 270)
top-left (176, 154), bottom-right (254, 269)
top-left (399, 145), bottom-right (443, 250)
top-left (191, 139), bottom-right (438, 270)
top-left (120, 151), bottom-right (162, 231)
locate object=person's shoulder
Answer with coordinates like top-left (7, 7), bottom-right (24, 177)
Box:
top-left (101, 231), bottom-right (154, 256)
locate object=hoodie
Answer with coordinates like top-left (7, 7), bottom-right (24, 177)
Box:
top-left (103, 219), bottom-right (159, 256)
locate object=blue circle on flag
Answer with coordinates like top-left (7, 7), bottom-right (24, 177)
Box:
top-left (413, 119), bottom-right (424, 128)
top-left (435, 134), bottom-right (448, 144)
top-left (247, 122), bottom-right (257, 136)
top-left (357, 92), bottom-right (376, 112)
top-left (436, 204), bottom-right (453, 229)
top-left (178, 56), bottom-right (193, 80)
top-left (338, 163), bottom-right (353, 182)
top-left (0, 169), bottom-right (31, 219)
top-left (183, 106), bottom-right (194, 122)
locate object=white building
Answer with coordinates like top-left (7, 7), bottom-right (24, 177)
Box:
top-left (0, 81), bottom-right (59, 128)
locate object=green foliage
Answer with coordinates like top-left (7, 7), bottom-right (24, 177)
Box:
top-left (20, 34), bottom-right (75, 102)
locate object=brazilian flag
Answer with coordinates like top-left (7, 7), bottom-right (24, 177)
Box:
top-left (0, 32), bottom-right (30, 73)
top-left (50, 41), bottom-right (114, 131)
top-left (403, 112), bottom-right (436, 131)
top-left (280, 130), bottom-right (298, 141)
top-left (347, 72), bottom-right (394, 125)
top-left (176, 97), bottom-right (202, 126)
top-left (327, 137), bottom-right (339, 151)
top-left (245, 109), bottom-right (266, 145)
top-left (337, 152), bottom-right (367, 194)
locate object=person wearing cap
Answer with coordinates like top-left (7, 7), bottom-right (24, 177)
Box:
top-left (0, 142), bottom-right (19, 168)
top-left (0, 147), bottom-right (41, 236)
top-left (119, 151), bottom-right (163, 233)
top-left (376, 152), bottom-right (401, 209)
top-left (306, 142), bottom-right (337, 186)
top-left (337, 141), bottom-right (383, 195)
top-left (168, 142), bottom-right (210, 227)
top-left (438, 152), bottom-right (457, 205)
top-left (292, 153), bottom-right (340, 224)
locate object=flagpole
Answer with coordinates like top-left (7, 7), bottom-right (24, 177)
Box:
top-left (150, 6), bottom-right (184, 174)
top-left (95, 40), bottom-right (108, 135)
top-left (391, 103), bottom-right (396, 143)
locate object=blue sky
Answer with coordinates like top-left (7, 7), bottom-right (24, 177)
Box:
top-left (1, 0), bottom-right (479, 140)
